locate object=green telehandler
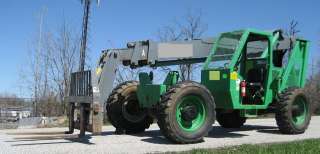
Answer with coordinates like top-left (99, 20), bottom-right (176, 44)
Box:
top-left (67, 29), bottom-right (311, 143)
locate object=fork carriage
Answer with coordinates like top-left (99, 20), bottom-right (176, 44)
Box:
top-left (66, 70), bottom-right (102, 136)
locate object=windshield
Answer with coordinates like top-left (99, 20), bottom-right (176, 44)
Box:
top-left (208, 32), bottom-right (243, 68)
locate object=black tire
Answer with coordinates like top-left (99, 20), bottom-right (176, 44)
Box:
top-left (157, 81), bottom-right (215, 144)
top-left (216, 110), bottom-right (246, 128)
top-left (275, 88), bottom-right (312, 134)
top-left (106, 81), bottom-right (153, 134)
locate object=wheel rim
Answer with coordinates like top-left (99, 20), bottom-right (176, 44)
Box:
top-left (292, 95), bottom-right (308, 126)
top-left (176, 95), bottom-right (206, 132)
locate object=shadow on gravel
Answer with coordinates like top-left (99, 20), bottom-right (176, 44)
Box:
top-left (257, 129), bottom-right (282, 134)
top-left (5, 129), bottom-right (116, 147)
top-left (99, 131), bottom-right (114, 136)
top-left (6, 132), bottom-right (95, 146)
top-left (208, 125), bottom-right (280, 138)
top-left (65, 135), bottom-right (94, 145)
top-left (135, 125), bottom-right (280, 145)
top-left (11, 141), bottom-right (74, 146)
top-left (237, 125), bottom-right (278, 131)
top-left (240, 125), bottom-right (281, 135)
top-left (207, 126), bottom-right (249, 138)
top-left (6, 131), bottom-right (66, 136)
top-left (129, 130), bottom-right (173, 145)
top-left (6, 134), bottom-right (78, 142)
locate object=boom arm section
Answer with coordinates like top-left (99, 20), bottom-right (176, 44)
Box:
top-left (96, 38), bottom-right (215, 104)
top-left (102, 38), bottom-right (215, 67)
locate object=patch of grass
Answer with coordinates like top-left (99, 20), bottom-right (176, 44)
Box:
top-left (170, 138), bottom-right (320, 154)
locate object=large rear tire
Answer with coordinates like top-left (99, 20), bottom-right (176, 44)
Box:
top-left (216, 110), bottom-right (246, 128)
top-left (275, 88), bottom-right (312, 134)
top-left (106, 81), bottom-right (153, 134)
top-left (157, 81), bottom-right (215, 144)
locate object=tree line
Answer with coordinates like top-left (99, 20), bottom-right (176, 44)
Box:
top-left (18, 9), bottom-right (81, 116)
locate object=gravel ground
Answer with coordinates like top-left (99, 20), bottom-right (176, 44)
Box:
top-left (0, 116), bottom-right (319, 154)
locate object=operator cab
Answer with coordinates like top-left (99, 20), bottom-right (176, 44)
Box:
top-left (202, 29), bottom-right (276, 108)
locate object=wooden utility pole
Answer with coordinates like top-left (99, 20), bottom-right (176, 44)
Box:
top-left (79, 0), bottom-right (91, 71)
top-left (79, 0), bottom-right (100, 71)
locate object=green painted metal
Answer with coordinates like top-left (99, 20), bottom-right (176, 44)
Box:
top-left (139, 72), bottom-right (152, 85)
top-left (137, 84), bottom-right (166, 108)
top-left (201, 69), bottom-right (237, 109)
top-left (163, 71), bottom-right (179, 87)
top-left (176, 95), bottom-right (206, 132)
top-left (292, 95), bottom-right (308, 126)
top-left (279, 40), bottom-right (310, 91)
top-left (137, 71), bottom-right (179, 108)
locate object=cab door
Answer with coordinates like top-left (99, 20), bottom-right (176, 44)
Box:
top-left (239, 33), bottom-right (270, 105)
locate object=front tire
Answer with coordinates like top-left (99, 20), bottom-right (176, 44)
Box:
top-left (275, 88), bottom-right (312, 134)
top-left (157, 81), bottom-right (215, 144)
top-left (106, 81), bottom-right (153, 134)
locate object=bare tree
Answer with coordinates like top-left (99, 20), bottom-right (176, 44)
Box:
top-left (305, 73), bottom-right (320, 114)
top-left (114, 66), bottom-right (144, 85)
top-left (44, 22), bottom-right (80, 114)
top-left (22, 18), bottom-right (80, 116)
top-left (285, 20), bottom-right (300, 37)
top-left (37, 92), bottom-right (62, 117)
top-left (157, 9), bottom-right (208, 81)
top-left (113, 10), bottom-right (207, 84)
top-left (309, 45), bottom-right (320, 114)
top-left (0, 93), bottom-right (25, 108)
top-left (279, 20), bottom-right (301, 67)
top-left (23, 8), bottom-right (48, 116)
